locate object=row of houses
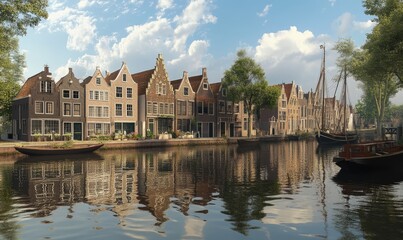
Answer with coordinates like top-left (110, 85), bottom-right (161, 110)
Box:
top-left (12, 54), bottom-right (352, 141)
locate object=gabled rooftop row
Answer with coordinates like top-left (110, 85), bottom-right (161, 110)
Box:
top-left (12, 54), bottom-right (349, 141)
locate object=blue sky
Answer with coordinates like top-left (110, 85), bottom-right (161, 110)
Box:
top-left (21, 0), bottom-right (400, 104)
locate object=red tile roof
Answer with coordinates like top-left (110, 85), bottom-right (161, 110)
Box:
top-left (170, 79), bottom-right (182, 90)
top-left (15, 70), bottom-right (45, 99)
top-left (132, 69), bottom-right (154, 95)
top-left (104, 69), bottom-right (120, 84)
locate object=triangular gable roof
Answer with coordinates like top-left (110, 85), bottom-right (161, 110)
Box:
top-left (132, 69), bottom-right (154, 95)
top-left (210, 82), bottom-right (221, 95)
top-left (104, 69), bottom-right (120, 84)
top-left (283, 83), bottom-right (293, 101)
top-left (81, 76), bottom-right (92, 86)
top-left (188, 75), bottom-right (203, 92)
top-left (15, 67), bottom-right (51, 99)
top-left (170, 79), bottom-right (182, 90)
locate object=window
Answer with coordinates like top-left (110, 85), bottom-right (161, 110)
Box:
top-left (188, 101), bottom-right (194, 115)
top-left (222, 88), bottom-right (227, 96)
top-left (73, 91), bottom-right (79, 99)
top-left (234, 103), bottom-right (239, 113)
top-left (147, 102), bottom-right (152, 114)
top-left (158, 83), bottom-right (162, 95)
top-left (100, 91), bottom-right (104, 101)
top-left (159, 103), bottom-right (163, 115)
top-left (203, 83), bottom-right (208, 90)
top-left (116, 87), bottom-right (122, 98)
top-left (123, 74), bottom-right (127, 82)
top-left (165, 103), bottom-right (169, 115)
top-left (103, 107), bottom-right (109, 117)
top-left (197, 102), bottom-right (203, 114)
top-left (35, 101), bottom-right (44, 114)
top-left (45, 102), bottom-right (53, 114)
top-left (64, 122), bottom-right (72, 134)
top-left (95, 91), bottom-right (99, 100)
top-left (219, 101), bottom-right (225, 113)
top-left (162, 84), bottom-right (166, 95)
top-left (31, 120), bottom-right (42, 134)
top-left (153, 102), bottom-right (158, 114)
top-left (227, 102), bottom-right (233, 114)
top-left (44, 120), bottom-right (59, 134)
top-left (170, 103), bottom-right (174, 115)
top-left (104, 91), bottom-right (109, 101)
top-left (73, 104), bottom-right (80, 116)
top-left (204, 102), bottom-right (208, 114)
top-left (97, 107), bottom-right (102, 117)
top-left (63, 90), bottom-right (70, 98)
top-left (184, 87), bottom-right (189, 96)
top-left (96, 77), bottom-right (101, 85)
top-left (208, 102), bottom-right (214, 115)
top-left (177, 100), bottom-right (186, 115)
top-left (127, 104), bottom-right (133, 116)
top-left (116, 104), bottom-right (122, 116)
top-left (40, 81), bottom-right (52, 93)
top-left (89, 106), bottom-right (94, 117)
top-left (63, 103), bottom-right (71, 116)
top-left (127, 88), bottom-right (132, 98)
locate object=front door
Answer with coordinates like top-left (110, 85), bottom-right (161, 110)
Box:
top-left (73, 123), bottom-right (82, 140)
top-left (220, 122), bottom-right (226, 137)
top-left (230, 123), bottom-right (235, 137)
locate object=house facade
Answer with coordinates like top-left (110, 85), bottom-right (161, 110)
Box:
top-left (171, 71), bottom-right (196, 134)
top-left (189, 68), bottom-right (216, 138)
top-left (211, 82), bottom-right (235, 137)
top-left (12, 66), bottom-right (60, 141)
top-left (105, 62), bottom-right (138, 135)
top-left (82, 67), bottom-right (112, 139)
top-left (56, 68), bottom-right (85, 140)
top-left (132, 54), bottom-right (175, 137)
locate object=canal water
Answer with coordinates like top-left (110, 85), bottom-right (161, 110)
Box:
top-left (1, 140), bottom-right (403, 239)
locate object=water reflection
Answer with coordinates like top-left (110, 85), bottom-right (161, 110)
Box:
top-left (2, 140), bottom-right (403, 239)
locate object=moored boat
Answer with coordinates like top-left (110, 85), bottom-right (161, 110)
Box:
top-left (333, 140), bottom-right (403, 169)
top-left (15, 144), bottom-right (104, 156)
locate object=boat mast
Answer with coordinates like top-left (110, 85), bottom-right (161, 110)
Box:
top-left (320, 44), bottom-right (326, 130)
top-left (343, 65), bottom-right (347, 134)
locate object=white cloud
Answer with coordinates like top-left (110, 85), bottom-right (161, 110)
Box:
top-left (173, 0), bottom-right (217, 52)
top-left (42, 7), bottom-right (97, 51)
top-left (157, 0), bottom-right (173, 11)
top-left (329, 0), bottom-right (336, 7)
top-left (258, 4), bottom-right (271, 17)
top-left (333, 12), bottom-right (376, 37)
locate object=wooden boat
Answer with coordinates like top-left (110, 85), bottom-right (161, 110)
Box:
top-left (314, 44), bottom-right (358, 144)
top-left (333, 140), bottom-right (403, 169)
top-left (15, 144), bottom-right (104, 156)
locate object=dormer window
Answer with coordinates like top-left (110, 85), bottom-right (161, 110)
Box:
top-left (40, 81), bottom-right (52, 93)
top-left (203, 83), bottom-right (208, 90)
top-left (184, 87), bottom-right (189, 96)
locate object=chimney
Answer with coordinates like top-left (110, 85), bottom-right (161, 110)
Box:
top-left (44, 64), bottom-right (49, 73)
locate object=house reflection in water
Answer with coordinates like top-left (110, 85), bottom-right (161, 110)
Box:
top-left (11, 142), bottom-right (322, 236)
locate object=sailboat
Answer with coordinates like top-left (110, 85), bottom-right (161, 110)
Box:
top-left (314, 44), bottom-right (358, 144)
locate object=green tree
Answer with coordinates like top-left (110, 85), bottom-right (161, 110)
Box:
top-left (363, 0), bottom-right (403, 83)
top-left (350, 49), bottom-right (399, 136)
top-left (222, 50), bottom-right (280, 137)
top-left (0, 0), bottom-right (48, 124)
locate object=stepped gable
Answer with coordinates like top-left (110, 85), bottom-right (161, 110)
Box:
top-left (131, 69), bottom-right (154, 95)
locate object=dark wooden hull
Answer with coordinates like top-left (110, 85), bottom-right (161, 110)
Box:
top-left (15, 144), bottom-right (104, 156)
top-left (316, 130), bottom-right (358, 144)
top-left (333, 149), bottom-right (403, 169)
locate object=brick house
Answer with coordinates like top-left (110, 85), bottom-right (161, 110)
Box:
top-left (12, 65), bottom-right (60, 141)
top-left (171, 71), bottom-right (196, 134)
top-left (105, 62), bottom-right (138, 135)
top-left (56, 68), bottom-right (85, 140)
top-left (81, 67), bottom-right (111, 138)
top-left (132, 54), bottom-right (175, 137)
top-left (210, 82), bottom-right (235, 137)
top-left (189, 68), bottom-right (216, 138)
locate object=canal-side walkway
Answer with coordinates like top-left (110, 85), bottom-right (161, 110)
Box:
top-left (0, 137), bottom-right (241, 156)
